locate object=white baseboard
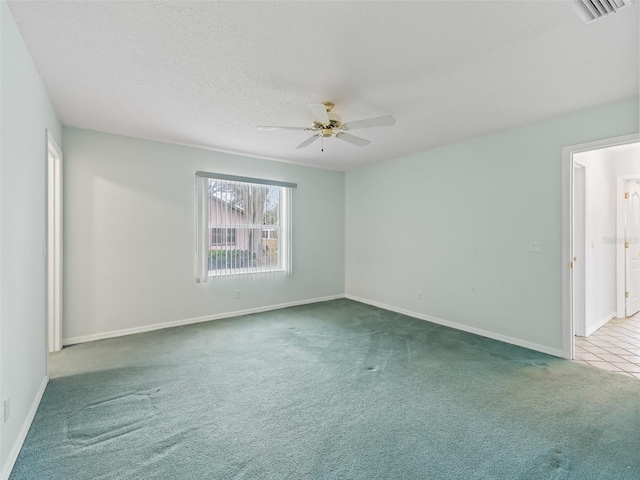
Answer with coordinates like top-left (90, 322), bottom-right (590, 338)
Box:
top-left (345, 294), bottom-right (564, 358)
top-left (63, 294), bottom-right (345, 346)
top-left (63, 292), bottom-right (564, 356)
top-left (584, 311), bottom-right (616, 337)
top-left (1, 375), bottom-right (48, 480)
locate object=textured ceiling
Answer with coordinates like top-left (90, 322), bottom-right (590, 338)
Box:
top-left (7, 0), bottom-right (639, 171)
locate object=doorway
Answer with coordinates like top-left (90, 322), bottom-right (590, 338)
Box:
top-left (46, 130), bottom-right (63, 353)
top-left (562, 134), bottom-right (640, 376)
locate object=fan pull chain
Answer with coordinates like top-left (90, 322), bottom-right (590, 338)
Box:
top-left (321, 136), bottom-right (324, 152)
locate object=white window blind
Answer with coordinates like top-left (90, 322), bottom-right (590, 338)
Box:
top-left (196, 172), bottom-right (295, 282)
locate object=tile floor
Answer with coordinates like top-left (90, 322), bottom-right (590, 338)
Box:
top-left (574, 314), bottom-right (640, 378)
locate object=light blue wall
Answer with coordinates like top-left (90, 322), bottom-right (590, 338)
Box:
top-left (61, 127), bottom-right (345, 341)
top-left (0, 0), bottom-right (61, 474)
top-left (346, 97), bottom-right (639, 355)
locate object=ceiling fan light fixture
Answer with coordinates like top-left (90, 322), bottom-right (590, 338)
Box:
top-left (328, 112), bottom-right (342, 124)
top-left (258, 101), bottom-right (396, 150)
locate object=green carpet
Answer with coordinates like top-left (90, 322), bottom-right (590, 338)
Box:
top-left (10, 299), bottom-right (640, 479)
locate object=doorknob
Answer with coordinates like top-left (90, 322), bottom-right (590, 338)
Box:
top-left (574, 257), bottom-right (578, 262)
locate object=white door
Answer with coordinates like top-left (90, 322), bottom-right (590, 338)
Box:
top-left (573, 164), bottom-right (587, 336)
top-left (625, 180), bottom-right (640, 316)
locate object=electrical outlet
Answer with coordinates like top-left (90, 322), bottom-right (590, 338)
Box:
top-left (417, 290), bottom-right (423, 301)
top-left (3, 397), bottom-right (10, 423)
top-left (234, 289), bottom-right (240, 299)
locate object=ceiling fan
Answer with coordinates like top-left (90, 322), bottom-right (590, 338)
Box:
top-left (258, 102), bottom-right (396, 150)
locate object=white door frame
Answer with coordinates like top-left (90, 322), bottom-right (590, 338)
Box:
top-left (562, 133), bottom-right (640, 359)
top-left (46, 130), bottom-right (63, 353)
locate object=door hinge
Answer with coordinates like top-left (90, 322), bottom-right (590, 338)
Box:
top-left (625, 241), bottom-right (630, 248)
top-left (625, 192), bottom-right (630, 199)
top-left (626, 291), bottom-right (630, 298)
top-left (568, 262), bottom-right (573, 269)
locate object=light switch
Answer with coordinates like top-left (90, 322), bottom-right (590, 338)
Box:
top-left (529, 241), bottom-right (543, 253)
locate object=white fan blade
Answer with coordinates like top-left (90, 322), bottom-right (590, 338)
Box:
top-left (335, 132), bottom-right (371, 147)
top-left (306, 103), bottom-right (330, 125)
top-left (343, 115), bottom-right (396, 130)
top-left (257, 126), bottom-right (308, 131)
top-left (296, 135), bottom-right (320, 149)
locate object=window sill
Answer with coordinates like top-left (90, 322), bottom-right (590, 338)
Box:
top-left (208, 267), bottom-right (286, 278)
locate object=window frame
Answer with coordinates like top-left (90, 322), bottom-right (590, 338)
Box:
top-left (195, 172), bottom-right (296, 282)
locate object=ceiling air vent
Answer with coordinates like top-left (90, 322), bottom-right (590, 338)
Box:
top-left (574, 0), bottom-right (633, 23)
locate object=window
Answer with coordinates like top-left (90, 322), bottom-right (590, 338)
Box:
top-left (211, 228), bottom-right (236, 246)
top-left (196, 172), bottom-right (296, 280)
